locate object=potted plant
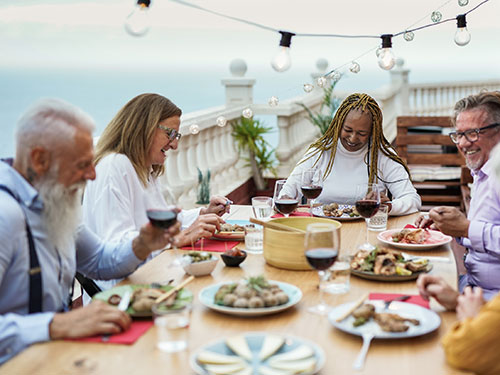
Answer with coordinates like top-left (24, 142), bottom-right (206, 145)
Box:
top-left (196, 167), bottom-right (211, 204)
top-left (299, 81), bottom-right (341, 135)
top-left (231, 116), bottom-right (277, 192)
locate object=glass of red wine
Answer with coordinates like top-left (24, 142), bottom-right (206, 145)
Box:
top-left (304, 223), bottom-right (340, 315)
top-left (355, 183), bottom-right (381, 250)
top-left (146, 208), bottom-right (179, 265)
top-left (273, 179), bottom-right (299, 218)
top-left (301, 168), bottom-right (323, 216)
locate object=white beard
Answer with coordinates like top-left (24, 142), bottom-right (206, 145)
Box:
top-left (35, 170), bottom-right (84, 258)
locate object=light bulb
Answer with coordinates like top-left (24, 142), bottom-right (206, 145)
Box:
top-left (349, 62), bottom-right (360, 74)
top-left (268, 96), bottom-right (279, 107)
top-left (124, 0), bottom-right (151, 37)
top-left (329, 70), bottom-right (341, 81)
top-left (454, 14), bottom-right (471, 46)
top-left (303, 83), bottom-right (314, 93)
top-left (316, 76), bottom-right (327, 88)
top-left (403, 31), bottom-right (415, 42)
top-left (377, 34), bottom-right (396, 70)
top-left (431, 11), bottom-right (442, 23)
top-left (271, 31), bottom-right (295, 72)
top-left (458, 0), bottom-right (469, 6)
top-left (216, 116), bottom-right (227, 127)
top-left (189, 124), bottom-right (200, 134)
top-left (242, 108), bottom-right (253, 118)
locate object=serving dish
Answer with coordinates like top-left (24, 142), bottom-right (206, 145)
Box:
top-left (312, 204), bottom-right (362, 221)
top-left (377, 229), bottom-right (452, 250)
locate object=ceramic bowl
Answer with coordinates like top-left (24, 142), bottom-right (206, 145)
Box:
top-left (182, 255), bottom-right (218, 276)
top-left (220, 250), bottom-right (247, 267)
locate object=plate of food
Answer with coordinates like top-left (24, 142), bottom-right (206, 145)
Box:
top-left (312, 203), bottom-right (362, 221)
top-left (350, 248), bottom-right (432, 281)
top-left (328, 299), bottom-right (441, 339)
top-left (377, 228), bottom-right (452, 250)
top-left (212, 220), bottom-right (250, 240)
top-left (93, 284), bottom-right (193, 317)
top-left (199, 276), bottom-right (302, 317)
top-left (190, 332), bottom-right (325, 375)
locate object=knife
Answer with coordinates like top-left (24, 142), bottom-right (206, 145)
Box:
top-left (102, 290), bottom-right (132, 342)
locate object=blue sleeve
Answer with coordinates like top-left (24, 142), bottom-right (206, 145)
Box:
top-left (75, 225), bottom-right (143, 279)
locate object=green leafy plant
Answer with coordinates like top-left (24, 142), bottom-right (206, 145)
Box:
top-left (196, 168), bottom-right (211, 204)
top-left (231, 116), bottom-right (277, 191)
top-left (299, 81), bottom-right (341, 135)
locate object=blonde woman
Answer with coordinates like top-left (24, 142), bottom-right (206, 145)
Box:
top-left (82, 94), bottom-right (227, 293)
top-left (282, 93), bottom-right (420, 215)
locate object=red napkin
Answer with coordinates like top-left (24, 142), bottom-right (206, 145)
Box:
top-left (272, 212), bottom-right (312, 218)
top-left (404, 224), bottom-right (417, 229)
top-left (369, 293), bottom-right (430, 309)
top-left (180, 239), bottom-right (239, 252)
top-left (66, 321), bottom-right (153, 344)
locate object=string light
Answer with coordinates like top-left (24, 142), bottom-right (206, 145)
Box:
top-left (303, 83), bottom-right (314, 93)
top-left (349, 61), bottom-right (361, 74)
top-left (216, 116), bottom-right (227, 127)
top-left (271, 31), bottom-right (295, 72)
top-left (268, 96), bottom-right (279, 107)
top-left (124, 0), bottom-right (151, 37)
top-left (377, 34), bottom-right (396, 70)
top-left (316, 76), bottom-right (327, 88)
top-left (242, 108), bottom-right (253, 118)
top-left (454, 14), bottom-right (471, 46)
top-left (458, 0), bottom-right (469, 6)
top-left (431, 10), bottom-right (443, 22)
top-left (403, 31), bottom-right (415, 41)
top-left (329, 70), bottom-right (341, 81)
top-left (189, 123), bottom-right (200, 134)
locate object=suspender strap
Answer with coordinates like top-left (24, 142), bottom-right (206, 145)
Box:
top-left (0, 185), bottom-right (43, 313)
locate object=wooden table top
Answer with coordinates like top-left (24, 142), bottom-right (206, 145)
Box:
top-left (0, 206), bottom-right (473, 375)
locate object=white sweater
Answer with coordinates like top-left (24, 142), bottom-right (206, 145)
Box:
top-left (281, 140), bottom-right (421, 216)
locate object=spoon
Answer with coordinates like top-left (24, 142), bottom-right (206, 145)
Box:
top-left (353, 332), bottom-right (375, 371)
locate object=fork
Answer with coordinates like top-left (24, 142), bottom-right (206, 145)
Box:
top-left (384, 295), bottom-right (410, 309)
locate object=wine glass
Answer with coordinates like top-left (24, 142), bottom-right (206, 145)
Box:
top-left (145, 203), bottom-right (180, 266)
top-left (273, 179), bottom-right (299, 218)
top-left (304, 223), bottom-right (340, 315)
top-left (300, 168), bottom-right (323, 216)
top-left (355, 183), bottom-right (381, 250)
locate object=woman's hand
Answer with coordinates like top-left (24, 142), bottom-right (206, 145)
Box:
top-left (175, 214), bottom-right (224, 247)
top-left (456, 286), bottom-right (485, 321)
top-left (416, 274), bottom-right (459, 310)
top-left (201, 196), bottom-right (231, 216)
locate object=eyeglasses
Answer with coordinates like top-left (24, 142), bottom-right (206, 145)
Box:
top-left (158, 125), bottom-right (181, 141)
top-left (448, 123), bottom-right (500, 144)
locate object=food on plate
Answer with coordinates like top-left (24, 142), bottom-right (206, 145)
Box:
top-left (391, 228), bottom-right (430, 244)
top-left (219, 223), bottom-right (245, 232)
top-left (130, 288), bottom-right (166, 312)
top-left (214, 276), bottom-right (289, 309)
top-left (267, 344), bottom-right (315, 362)
top-left (322, 202), bottom-right (359, 218)
top-left (203, 362), bottom-right (250, 375)
top-left (351, 303), bottom-right (420, 332)
top-left (226, 335), bottom-right (253, 360)
top-left (224, 248), bottom-right (246, 257)
top-left (182, 251), bottom-right (213, 263)
top-left (258, 334), bottom-right (285, 360)
top-left (197, 351), bottom-right (245, 365)
top-left (107, 294), bottom-right (121, 306)
top-left (267, 357), bottom-right (317, 373)
top-left (350, 248), bottom-right (429, 276)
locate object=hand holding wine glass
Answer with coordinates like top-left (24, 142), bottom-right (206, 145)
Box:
top-left (301, 169), bottom-right (323, 216)
top-left (273, 179), bottom-right (299, 218)
top-left (304, 223), bottom-right (340, 315)
top-left (355, 183), bottom-right (381, 250)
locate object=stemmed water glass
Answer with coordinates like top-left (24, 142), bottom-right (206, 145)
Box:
top-left (355, 183), bottom-right (381, 250)
top-left (273, 179), bottom-right (299, 218)
top-left (304, 223), bottom-right (340, 315)
top-left (300, 168), bottom-right (323, 216)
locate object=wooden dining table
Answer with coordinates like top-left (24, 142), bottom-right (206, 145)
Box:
top-left (0, 205), bottom-right (473, 375)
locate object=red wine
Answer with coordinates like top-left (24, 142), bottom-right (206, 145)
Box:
top-left (301, 185), bottom-right (323, 199)
top-left (146, 209), bottom-right (177, 229)
top-left (355, 200), bottom-right (380, 218)
top-left (305, 248), bottom-right (338, 270)
top-left (274, 199), bottom-right (299, 215)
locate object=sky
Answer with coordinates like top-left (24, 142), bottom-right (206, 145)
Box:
top-left (0, 0), bottom-right (499, 85)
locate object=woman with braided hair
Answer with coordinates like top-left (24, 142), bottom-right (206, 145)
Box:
top-left (281, 93), bottom-right (421, 215)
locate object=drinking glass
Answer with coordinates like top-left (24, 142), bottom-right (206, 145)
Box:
top-left (304, 223), bottom-right (340, 315)
top-left (273, 179), bottom-right (299, 218)
top-left (300, 168), bottom-right (323, 216)
top-left (355, 183), bottom-right (381, 250)
top-left (251, 196), bottom-right (273, 220)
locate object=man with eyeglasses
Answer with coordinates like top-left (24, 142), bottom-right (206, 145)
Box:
top-left (416, 91), bottom-right (500, 310)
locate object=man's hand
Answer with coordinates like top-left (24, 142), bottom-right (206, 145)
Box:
top-left (175, 214), bottom-right (224, 247)
top-left (201, 196), bottom-right (231, 216)
top-left (416, 274), bottom-right (459, 310)
top-left (456, 286), bottom-right (486, 321)
top-left (49, 301), bottom-right (131, 339)
top-left (132, 221), bottom-right (181, 260)
top-left (415, 214), bottom-right (435, 229)
top-left (428, 206), bottom-right (470, 238)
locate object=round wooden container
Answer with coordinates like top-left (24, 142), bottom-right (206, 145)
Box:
top-left (263, 217), bottom-right (342, 270)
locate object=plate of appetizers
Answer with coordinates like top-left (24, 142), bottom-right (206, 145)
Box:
top-left (213, 220), bottom-right (251, 240)
top-left (312, 203), bottom-right (362, 221)
top-left (350, 248), bottom-right (432, 281)
top-left (199, 276), bottom-right (302, 317)
top-left (190, 332), bottom-right (325, 375)
top-left (93, 284), bottom-right (193, 318)
top-left (328, 299), bottom-right (441, 339)
top-left (377, 228), bottom-right (452, 250)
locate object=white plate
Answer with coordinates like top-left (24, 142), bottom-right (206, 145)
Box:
top-left (312, 204), bottom-right (362, 221)
top-left (199, 280), bottom-right (302, 317)
top-left (190, 332), bottom-right (325, 375)
top-left (377, 229), bottom-right (452, 250)
top-left (328, 299), bottom-right (441, 339)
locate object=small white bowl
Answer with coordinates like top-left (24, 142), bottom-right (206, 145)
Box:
top-left (182, 255), bottom-right (218, 277)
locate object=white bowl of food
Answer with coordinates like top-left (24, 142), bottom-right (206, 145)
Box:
top-left (181, 251), bottom-right (218, 277)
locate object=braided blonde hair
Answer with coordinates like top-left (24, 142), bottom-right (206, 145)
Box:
top-left (304, 93), bottom-right (410, 183)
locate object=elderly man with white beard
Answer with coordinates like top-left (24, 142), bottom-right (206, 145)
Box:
top-left (0, 98), bottom-right (180, 364)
